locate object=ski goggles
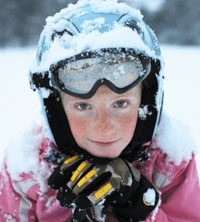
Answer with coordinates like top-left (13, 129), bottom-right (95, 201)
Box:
top-left (51, 48), bottom-right (151, 98)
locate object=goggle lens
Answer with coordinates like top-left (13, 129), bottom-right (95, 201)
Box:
top-left (57, 54), bottom-right (146, 94)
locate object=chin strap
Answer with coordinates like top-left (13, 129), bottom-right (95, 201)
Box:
top-left (120, 142), bottom-right (150, 162)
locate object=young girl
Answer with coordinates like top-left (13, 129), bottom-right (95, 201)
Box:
top-left (0, 0), bottom-right (200, 221)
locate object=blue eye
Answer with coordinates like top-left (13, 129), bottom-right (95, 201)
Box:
top-left (77, 103), bottom-right (89, 110)
top-left (114, 101), bottom-right (128, 108)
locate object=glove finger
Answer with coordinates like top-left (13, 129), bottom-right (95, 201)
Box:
top-left (87, 177), bottom-right (116, 205)
top-left (73, 176), bottom-right (116, 209)
top-left (106, 185), bottom-right (133, 205)
top-left (57, 185), bottom-right (77, 208)
top-left (67, 160), bottom-right (94, 190)
top-left (48, 155), bottom-right (82, 189)
top-left (74, 195), bottom-right (92, 209)
top-left (60, 155), bottom-right (82, 173)
top-left (71, 165), bottom-right (113, 196)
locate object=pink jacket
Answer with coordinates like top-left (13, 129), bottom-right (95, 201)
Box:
top-left (0, 130), bottom-right (200, 222)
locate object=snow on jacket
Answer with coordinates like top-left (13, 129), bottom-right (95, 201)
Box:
top-left (0, 114), bottom-right (200, 222)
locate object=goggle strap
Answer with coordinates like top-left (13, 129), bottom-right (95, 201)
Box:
top-left (30, 72), bottom-right (51, 90)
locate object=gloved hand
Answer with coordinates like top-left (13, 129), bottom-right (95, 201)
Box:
top-left (48, 155), bottom-right (160, 221)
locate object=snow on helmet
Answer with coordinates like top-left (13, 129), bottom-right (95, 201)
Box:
top-left (30, 0), bottom-right (164, 162)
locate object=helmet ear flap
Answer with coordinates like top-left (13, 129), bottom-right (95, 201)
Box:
top-left (43, 91), bottom-right (76, 153)
top-left (132, 86), bottom-right (158, 143)
top-left (131, 58), bottom-right (161, 143)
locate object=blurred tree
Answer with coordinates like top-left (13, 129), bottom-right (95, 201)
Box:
top-left (144, 0), bottom-right (200, 45)
top-left (0, 0), bottom-right (76, 47)
top-left (0, 0), bottom-right (199, 47)
top-left (121, 0), bottom-right (165, 13)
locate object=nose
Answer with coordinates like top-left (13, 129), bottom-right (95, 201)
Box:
top-left (93, 109), bottom-right (115, 138)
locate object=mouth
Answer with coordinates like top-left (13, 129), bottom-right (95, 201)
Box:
top-left (89, 139), bottom-right (119, 147)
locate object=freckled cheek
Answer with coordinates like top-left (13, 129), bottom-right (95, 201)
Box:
top-left (119, 112), bottom-right (138, 138)
top-left (67, 115), bottom-right (90, 141)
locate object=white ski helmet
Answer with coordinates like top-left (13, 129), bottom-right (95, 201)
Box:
top-left (30, 0), bottom-right (164, 162)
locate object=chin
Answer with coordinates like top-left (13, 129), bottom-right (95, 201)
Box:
top-left (91, 150), bottom-right (121, 159)
top-left (82, 144), bottom-right (124, 159)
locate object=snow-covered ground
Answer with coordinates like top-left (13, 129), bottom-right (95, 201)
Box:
top-left (0, 45), bottom-right (200, 174)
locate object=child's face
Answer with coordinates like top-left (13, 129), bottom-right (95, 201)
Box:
top-left (61, 84), bottom-right (142, 158)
